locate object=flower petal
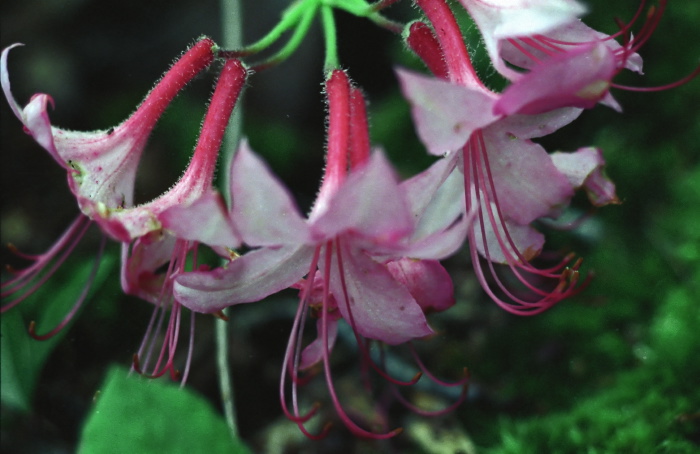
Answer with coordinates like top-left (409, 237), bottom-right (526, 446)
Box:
top-left (551, 147), bottom-right (619, 206)
top-left (397, 68), bottom-right (499, 155)
top-left (496, 107), bottom-right (582, 140)
top-left (159, 191), bottom-right (240, 248)
top-left (173, 245), bottom-right (315, 313)
top-left (2, 44), bottom-right (69, 169)
top-left (386, 258), bottom-right (455, 313)
top-left (327, 240), bottom-right (433, 345)
top-left (495, 42), bottom-right (617, 115)
top-left (458, 0), bottom-right (587, 79)
top-left (401, 162), bottom-right (469, 259)
top-left (479, 125), bottom-right (574, 225)
top-left (311, 151), bottom-right (413, 245)
top-left (230, 140), bottom-right (310, 246)
top-left (299, 317), bottom-right (339, 370)
top-left (499, 19), bottom-right (643, 74)
top-left (121, 233), bottom-right (176, 304)
top-left (472, 202), bottom-right (545, 263)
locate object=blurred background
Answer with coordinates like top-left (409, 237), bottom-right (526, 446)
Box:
top-left (1, 0), bottom-right (698, 453)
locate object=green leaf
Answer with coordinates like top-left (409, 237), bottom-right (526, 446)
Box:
top-left (78, 366), bottom-right (252, 454)
top-left (1, 250), bottom-right (116, 411)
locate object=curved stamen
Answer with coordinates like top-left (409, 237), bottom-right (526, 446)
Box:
top-left (27, 233), bottom-right (106, 340)
top-left (178, 310), bottom-right (196, 387)
top-left (376, 343), bottom-right (468, 417)
top-left (407, 343), bottom-right (469, 388)
top-left (611, 64), bottom-right (700, 92)
top-left (279, 247), bottom-right (323, 425)
top-left (321, 244), bottom-right (402, 439)
top-left (131, 239), bottom-right (194, 382)
top-left (334, 239), bottom-right (423, 387)
top-left (463, 134), bottom-right (584, 314)
top-left (2, 215), bottom-right (92, 312)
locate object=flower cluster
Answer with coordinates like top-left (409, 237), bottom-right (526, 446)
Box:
top-left (2, 0), bottom-right (695, 440)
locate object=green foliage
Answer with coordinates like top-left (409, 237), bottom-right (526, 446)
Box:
top-left (1, 250), bottom-right (117, 412)
top-left (478, 147), bottom-right (700, 453)
top-left (78, 366), bottom-right (252, 454)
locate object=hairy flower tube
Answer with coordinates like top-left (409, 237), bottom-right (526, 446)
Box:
top-left (399, 0), bottom-right (621, 315)
top-left (1, 38), bottom-right (217, 333)
top-left (121, 58), bottom-right (247, 383)
top-left (173, 70), bottom-right (469, 437)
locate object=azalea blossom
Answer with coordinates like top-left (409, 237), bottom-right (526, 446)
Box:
top-left (2, 41), bottom-right (248, 383)
top-left (174, 70), bottom-right (468, 437)
top-left (399, 0), bottom-right (620, 315)
top-left (1, 38), bottom-right (217, 330)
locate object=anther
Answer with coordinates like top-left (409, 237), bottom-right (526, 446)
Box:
top-left (132, 353), bottom-right (144, 374)
top-left (212, 310), bottom-right (229, 321)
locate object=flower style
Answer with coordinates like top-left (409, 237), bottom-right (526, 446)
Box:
top-left (173, 70), bottom-right (468, 437)
top-left (1, 38), bottom-right (217, 328)
top-left (399, 0), bottom-right (620, 315)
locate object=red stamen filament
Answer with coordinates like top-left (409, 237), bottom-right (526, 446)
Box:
top-left (279, 248), bottom-right (326, 431)
top-left (334, 239), bottom-right (424, 388)
top-left (323, 243), bottom-right (402, 439)
top-left (131, 239), bottom-right (197, 384)
top-left (463, 131), bottom-right (587, 315)
top-left (27, 234), bottom-right (106, 340)
top-left (2, 215), bottom-right (92, 312)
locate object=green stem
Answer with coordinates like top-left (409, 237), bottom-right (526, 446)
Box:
top-left (219, 0), bottom-right (243, 441)
top-left (330, 0), bottom-right (403, 33)
top-left (250, 3), bottom-right (319, 71)
top-left (241, 0), bottom-right (317, 55)
top-left (321, 4), bottom-right (340, 71)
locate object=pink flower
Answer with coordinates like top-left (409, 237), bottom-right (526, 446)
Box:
top-left (174, 70), bottom-right (467, 437)
top-left (400, 0), bottom-right (620, 314)
top-left (1, 39), bottom-right (219, 335)
top-left (3, 43), bottom-right (248, 382)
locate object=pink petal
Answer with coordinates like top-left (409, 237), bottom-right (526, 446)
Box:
top-left (500, 19), bottom-right (643, 74)
top-left (397, 68), bottom-right (499, 155)
top-left (402, 162), bottom-right (469, 259)
top-left (458, 0), bottom-right (587, 79)
top-left (299, 317), bottom-right (339, 370)
top-left (386, 258), bottom-right (455, 313)
top-left (495, 42), bottom-right (617, 115)
top-left (401, 154), bottom-right (457, 221)
top-left (159, 191), bottom-right (240, 248)
top-left (230, 140), bottom-right (310, 246)
top-left (472, 202), bottom-right (545, 263)
top-left (327, 240), bottom-right (433, 345)
top-left (311, 152), bottom-right (413, 245)
top-left (496, 107), bottom-right (582, 140)
top-left (551, 147), bottom-right (619, 206)
top-left (479, 124), bottom-right (574, 225)
top-left (173, 245), bottom-right (315, 313)
top-left (121, 233), bottom-right (177, 304)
